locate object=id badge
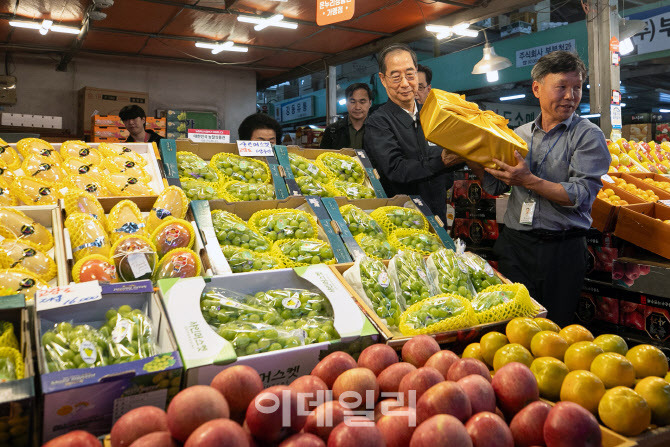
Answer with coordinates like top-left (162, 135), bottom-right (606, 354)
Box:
top-left (520, 200), bottom-right (535, 225)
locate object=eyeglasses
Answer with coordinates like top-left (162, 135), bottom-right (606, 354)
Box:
top-left (383, 71), bottom-right (416, 86)
top-left (417, 84), bottom-right (427, 92)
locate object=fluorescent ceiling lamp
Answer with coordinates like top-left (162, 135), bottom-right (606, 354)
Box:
top-left (500, 94), bottom-right (525, 101)
top-left (620, 38), bottom-right (635, 55)
top-left (426, 22), bottom-right (478, 40)
top-left (338, 98), bottom-right (346, 106)
top-left (473, 41), bottom-right (512, 76)
top-left (8, 21), bottom-right (42, 29)
top-left (238, 14), bottom-right (297, 31)
top-left (486, 71), bottom-right (499, 82)
top-left (452, 23), bottom-right (479, 38)
top-left (9, 19), bottom-right (80, 35)
top-left (660, 109), bottom-right (670, 113)
top-left (581, 114), bottom-right (601, 118)
top-left (426, 25), bottom-right (452, 40)
top-left (195, 41), bottom-right (247, 53)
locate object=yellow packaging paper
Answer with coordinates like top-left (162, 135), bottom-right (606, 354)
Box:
top-left (420, 89), bottom-right (528, 169)
top-left (0, 268), bottom-right (49, 302)
top-left (63, 188), bottom-right (107, 228)
top-left (0, 140), bottom-right (21, 171)
top-left (0, 207), bottom-right (54, 250)
top-left (0, 180), bottom-right (18, 206)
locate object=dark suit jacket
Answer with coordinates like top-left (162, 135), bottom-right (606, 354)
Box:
top-left (320, 118), bottom-right (351, 149)
top-left (363, 100), bottom-right (457, 223)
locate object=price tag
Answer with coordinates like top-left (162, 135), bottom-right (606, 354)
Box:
top-left (610, 105), bottom-right (622, 129)
top-left (128, 253), bottom-right (152, 278)
top-left (601, 174), bottom-right (615, 184)
top-left (36, 281), bottom-right (102, 311)
top-left (187, 129), bottom-right (230, 143)
top-left (236, 140), bottom-right (274, 157)
top-left (660, 200), bottom-right (670, 207)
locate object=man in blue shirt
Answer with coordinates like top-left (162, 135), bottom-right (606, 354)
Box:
top-left (468, 51), bottom-right (610, 326)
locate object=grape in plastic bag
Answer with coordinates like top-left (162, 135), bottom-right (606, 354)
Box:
top-left (339, 205), bottom-right (384, 237)
top-left (212, 210), bottom-right (270, 252)
top-left (288, 153), bottom-right (330, 183)
top-left (399, 294), bottom-right (476, 335)
top-left (180, 177), bottom-right (224, 201)
top-left (388, 250), bottom-right (437, 306)
top-left (253, 288), bottom-right (333, 320)
top-left (200, 287), bottom-right (283, 327)
top-left (284, 316), bottom-right (339, 344)
top-left (332, 180), bottom-right (375, 199)
top-left (461, 251), bottom-right (503, 292)
top-left (389, 229), bottom-right (443, 255)
top-left (272, 239), bottom-right (335, 266)
top-left (211, 153), bottom-right (270, 184)
top-left (42, 323), bottom-right (109, 371)
top-left (295, 176), bottom-right (334, 198)
top-left (354, 233), bottom-right (396, 260)
top-left (222, 180), bottom-right (275, 202)
top-left (222, 246), bottom-right (283, 273)
top-left (250, 209), bottom-right (318, 241)
top-left (316, 153), bottom-right (365, 184)
top-left (176, 152), bottom-right (223, 183)
top-left (217, 321), bottom-right (303, 357)
top-left (426, 248), bottom-right (476, 300)
top-left (102, 305), bottom-right (158, 363)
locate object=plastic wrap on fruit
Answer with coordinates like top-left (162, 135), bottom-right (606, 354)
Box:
top-left (10, 177), bottom-right (60, 206)
top-left (343, 257), bottom-right (404, 329)
top-left (0, 182), bottom-right (17, 206)
top-left (0, 347), bottom-right (23, 381)
top-left (151, 218), bottom-right (194, 258)
top-left (316, 152), bottom-right (365, 184)
top-left (254, 288), bottom-right (333, 320)
top-left (61, 174), bottom-right (111, 197)
top-left (272, 238), bottom-right (335, 266)
top-left (145, 186), bottom-right (189, 235)
top-left (398, 294), bottom-right (477, 336)
top-left (63, 188), bottom-right (106, 228)
top-left (339, 204), bottom-right (384, 237)
top-left (332, 180), bottom-right (376, 200)
top-left (42, 323), bottom-right (109, 371)
top-left (0, 207), bottom-right (54, 250)
top-left (103, 305), bottom-right (158, 363)
top-left (176, 151), bottom-right (223, 183)
top-left (460, 249), bottom-right (503, 293)
top-left (294, 176), bottom-right (335, 198)
top-left (288, 153), bottom-right (331, 183)
top-left (72, 255), bottom-right (118, 283)
top-left (110, 235), bottom-right (157, 282)
top-left (0, 163), bottom-right (15, 186)
top-left (65, 212), bottom-right (111, 262)
top-left (389, 229), bottom-right (444, 256)
top-left (97, 142), bottom-right (147, 167)
top-left (211, 153), bottom-right (271, 184)
top-left (180, 177), bottom-right (223, 201)
top-left (107, 200), bottom-right (146, 243)
top-left (471, 290), bottom-right (514, 313)
top-left (426, 248), bottom-right (476, 300)
top-left (216, 321), bottom-right (304, 357)
top-left (388, 250), bottom-right (438, 306)
top-left (15, 138), bottom-right (61, 163)
top-left (61, 143), bottom-right (104, 166)
top-left (249, 208), bottom-right (318, 242)
top-left (60, 140), bottom-right (93, 158)
top-left (62, 158), bottom-right (109, 183)
top-left (354, 233), bottom-right (397, 260)
top-left (103, 155), bottom-right (151, 182)
top-left (0, 139), bottom-right (21, 171)
top-left (152, 248), bottom-right (201, 281)
top-left (471, 283), bottom-right (536, 325)
top-left (21, 154), bottom-right (67, 185)
top-left (212, 210), bottom-right (270, 252)
top-left (0, 240), bottom-right (57, 282)
top-left (285, 316), bottom-right (339, 344)
top-left (0, 268), bottom-right (49, 301)
top-left (221, 180), bottom-right (275, 202)
top-left (105, 174), bottom-right (154, 197)
top-left (370, 206), bottom-right (429, 234)
top-left (222, 246), bottom-right (283, 273)
top-left (200, 286), bottom-right (283, 327)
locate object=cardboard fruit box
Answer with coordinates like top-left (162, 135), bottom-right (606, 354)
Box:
top-left (617, 173), bottom-right (670, 201)
top-left (613, 203), bottom-right (670, 259)
top-left (591, 179), bottom-right (646, 232)
top-left (157, 265), bottom-right (379, 388)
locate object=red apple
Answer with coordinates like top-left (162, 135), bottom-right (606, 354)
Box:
top-left (457, 375), bottom-right (496, 415)
top-left (465, 412), bottom-right (513, 447)
top-left (373, 398), bottom-right (404, 422)
top-left (410, 414), bottom-right (473, 447)
top-left (416, 380), bottom-right (472, 424)
top-left (111, 406), bottom-right (168, 447)
top-left (210, 365), bottom-right (263, 421)
top-left (377, 407), bottom-right (418, 447)
top-left (303, 400), bottom-right (348, 442)
top-left (289, 375), bottom-right (330, 412)
top-left (378, 362), bottom-right (416, 393)
top-left (509, 401), bottom-right (552, 447)
top-left (245, 385), bottom-right (306, 444)
top-left (184, 419), bottom-right (249, 447)
top-left (543, 402), bottom-right (601, 447)
top-left (312, 352), bottom-right (358, 388)
top-left (398, 367), bottom-right (444, 407)
top-left (43, 431), bottom-right (102, 447)
top-left (447, 358), bottom-right (491, 383)
top-left (167, 385), bottom-right (230, 442)
top-left (327, 417), bottom-right (384, 447)
top-left (424, 350), bottom-right (460, 379)
top-left (491, 362), bottom-right (539, 419)
top-left (402, 335), bottom-right (440, 367)
top-left (129, 432), bottom-right (178, 447)
top-left (332, 367), bottom-right (379, 410)
top-left (357, 344), bottom-right (399, 376)
top-left (279, 433), bottom-right (327, 447)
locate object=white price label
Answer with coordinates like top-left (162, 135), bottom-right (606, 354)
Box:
top-left (128, 253), bottom-right (152, 278)
top-left (187, 129), bottom-right (230, 143)
top-left (601, 174), bottom-right (615, 184)
top-left (36, 281), bottom-right (102, 311)
top-left (660, 200), bottom-right (670, 207)
top-left (236, 140), bottom-right (274, 157)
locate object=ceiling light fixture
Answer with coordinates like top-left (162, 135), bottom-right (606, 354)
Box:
top-left (659, 109), bottom-right (670, 113)
top-left (472, 31), bottom-right (512, 83)
top-left (500, 94), bottom-right (526, 101)
top-left (195, 41), bottom-right (248, 53)
top-left (9, 19), bottom-right (81, 35)
top-left (619, 16), bottom-right (647, 56)
top-left (426, 22), bottom-right (478, 40)
top-left (237, 14), bottom-right (298, 31)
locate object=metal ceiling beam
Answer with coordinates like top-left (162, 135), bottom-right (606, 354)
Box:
top-left (258, 0), bottom-right (539, 89)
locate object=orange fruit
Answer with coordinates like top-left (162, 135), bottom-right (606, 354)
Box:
top-left (626, 344), bottom-right (669, 379)
top-left (506, 317), bottom-right (542, 350)
top-left (493, 343), bottom-right (533, 371)
top-left (462, 342), bottom-right (485, 363)
top-left (599, 387), bottom-right (651, 436)
top-left (480, 331), bottom-right (508, 367)
top-left (530, 331), bottom-right (569, 361)
top-left (635, 377), bottom-right (670, 426)
top-left (665, 371), bottom-right (670, 382)
top-left (590, 352), bottom-right (636, 389)
top-left (530, 357), bottom-right (569, 401)
top-left (593, 334), bottom-right (628, 356)
top-left (534, 318), bottom-right (560, 332)
top-left (564, 341), bottom-right (604, 371)
top-left (560, 370), bottom-right (606, 414)
top-left (559, 324), bottom-right (594, 345)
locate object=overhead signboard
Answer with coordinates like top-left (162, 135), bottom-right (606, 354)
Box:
top-left (317, 0), bottom-right (355, 26)
top-left (630, 6), bottom-right (670, 56)
top-left (515, 39), bottom-right (576, 68)
top-left (276, 96), bottom-right (315, 123)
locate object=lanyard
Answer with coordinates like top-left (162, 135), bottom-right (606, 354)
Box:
top-left (528, 126), bottom-right (566, 176)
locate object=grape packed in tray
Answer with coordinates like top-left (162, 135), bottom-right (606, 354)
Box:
top-left (316, 153), bottom-right (365, 184)
top-left (339, 204), bottom-right (384, 237)
top-left (389, 250), bottom-right (436, 306)
top-left (211, 210), bottom-right (271, 252)
top-left (288, 153), bottom-right (331, 183)
top-left (211, 153), bottom-right (270, 185)
top-left (249, 209), bottom-right (318, 241)
top-left (176, 152), bottom-right (223, 183)
top-left (461, 251), bottom-right (503, 292)
top-left (427, 248), bottom-right (476, 300)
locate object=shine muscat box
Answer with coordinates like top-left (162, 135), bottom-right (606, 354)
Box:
top-left (157, 265), bottom-right (379, 388)
top-left (34, 281), bottom-right (182, 442)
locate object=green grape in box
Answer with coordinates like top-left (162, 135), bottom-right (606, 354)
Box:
top-left (103, 305), bottom-right (158, 363)
top-left (42, 323), bottom-right (109, 372)
top-left (211, 154), bottom-right (270, 185)
top-left (295, 176), bottom-right (334, 197)
top-left (339, 204), bottom-right (384, 237)
top-left (371, 206), bottom-right (428, 234)
top-left (274, 239), bottom-right (335, 266)
top-left (471, 290), bottom-right (514, 313)
top-left (461, 251), bottom-right (503, 292)
top-left (180, 177), bottom-right (223, 201)
top-left (332, 180), bottom-right (375, 199)
top-left (355, 233), bottom-right (397, 260)
top-left (200, 287), bottom-right (283, 328)
top-left (285, 316), bottom-right (339, 344)
top-left (357, 258), bottom-right (404, 328)
top-left (254, 288), bottom-right (333, 320)
top-left (217, 321), bottom-right (303, 357)
top-left (211, 210), bottom-right (270, 252)
top-left (427, 249), bottom-right (476, 299)
top-left (222, 180), bottom-right (275, 202)
top-left (391, 230), bottom-right (443, 254)
top-left (401, 295), bottom-right (468, 331)
top-left (251, 209), bottom-right (317, 241)
top-left (317, 153), bottom-right (365, 184)
top-left (389, 250), bottom-right (436, 306)
top-left (288, 153), bottom-right (330, 183)
top-left (176, 152), bottom-right (223, 183)
top-left (0, 355), bottom-right (16, 382)
top-left (222, 246), bottom-right (283, 273)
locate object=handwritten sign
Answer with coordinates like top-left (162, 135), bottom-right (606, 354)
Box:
top-left (36, 281), bottom-right (102, 311)
top-left (236, 140), bottom-right (274, 157)
top-left (187, 129), bottom-right (230, 143)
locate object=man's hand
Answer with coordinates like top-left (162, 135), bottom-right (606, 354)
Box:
top-left (441, 149), bottom-right (464, 167)
top-left (485, 151), bottom-right (535, 187)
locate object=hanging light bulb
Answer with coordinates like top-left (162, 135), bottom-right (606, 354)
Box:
top-left (486, 71), bottom-right (499, 82)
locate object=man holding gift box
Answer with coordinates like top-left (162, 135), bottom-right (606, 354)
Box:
top-left (364, 43), bottom-right (464, 223)
top-left (468, 51), bottom-right (610, 326)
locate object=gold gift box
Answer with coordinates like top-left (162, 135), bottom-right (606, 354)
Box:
top-left (420, 89), bottom-right (528, 169)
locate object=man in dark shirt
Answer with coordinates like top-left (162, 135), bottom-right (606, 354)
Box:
top-left (320, 83), bottom-right (372, 150)
top-left (364, 43), bottom-right (463, 223)
top-left (119, 105), bottom-right (163, 143)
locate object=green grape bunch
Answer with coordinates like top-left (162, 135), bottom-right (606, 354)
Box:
top-left (276, 239), bottom-right (334, 265)
top-left (403, 296), bottom-right (466, 330)
top-left (254, 211), bottom-right (316, 241)
top-left (223, 247), bottom-right (282, 273)
top-left (217, 322), bottom-right (302, 357)
top-left (295, 176), bottom-right (333, 197)
top-left (200, 288), bottom-right (283, 327)
top-left (429, 249), bottom-right (476, 300)
top-left (356, 234), bottom-right (397, 260)
top-left (340, 205), bottom-right (384, 237)
top-left (471, 290), bottom-right (513, 313)
top-left (223, 181), bottom-right (275, 201)
top-left (461, 252), bottom-right (503, 292)
top-left (180, 178), bottom-right (222, 201)
top-left (392, 251), bottom-right (435, 306)
top-left (143, 354), bottom-right (176, 373)
top-left (103, 305), bottom-right (158, 363)
top-left (332, 180), bottom-right (375, 200)
top-left (254, 288), bottom-right (333, 320)
top-left (176, 152), bottom-right (222, 183)
top-left (288, 153), bottom-right (330, 183)
top-left (285, 316), bottom-right (339, 344)
top-left (42, 322), bottom-right (109, 372)
top-left (213, 155), bottom-right (269, 184)
top-left (386, 208), bottom-right (426, 230)
top-left (359, 258), bottom-right (402, 327)
top-left (319, 154), bottom-right (365, 184)
top-left (212, 211), bottom-right (270, 252)
top-left (394, 231), bottom-right (443, 253)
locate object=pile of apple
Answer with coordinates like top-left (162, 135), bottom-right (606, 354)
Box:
top-left (43, 334), bottom-right (605, 447)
